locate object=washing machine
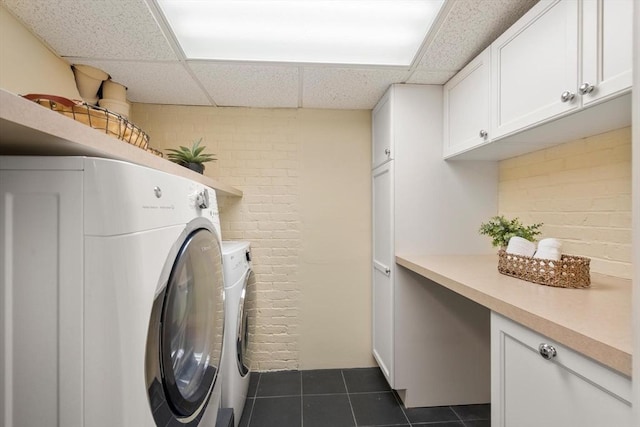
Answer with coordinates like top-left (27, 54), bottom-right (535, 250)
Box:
top-left (220, 241), bottom-right (254, 426)
top-left (0, 156), bottom-right (224, 427)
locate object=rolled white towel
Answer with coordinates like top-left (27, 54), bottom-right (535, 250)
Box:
top-left (534, 238), bottom-right (563, 261)
top-left (506, 236), bottom-right (537, 258)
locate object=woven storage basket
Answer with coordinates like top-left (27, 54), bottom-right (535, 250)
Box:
top-left (23, 94), bottom-right (149, 149)
top-left (497, 249), bottom-right (591, 288)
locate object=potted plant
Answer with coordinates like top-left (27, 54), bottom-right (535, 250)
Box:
top-left (479, 215), bottom-right (543, 249)
top-left (165, 138), bottom-right (216, 174)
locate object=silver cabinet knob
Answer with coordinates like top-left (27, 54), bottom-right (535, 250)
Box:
top-left (384, 267), bottom-right (391, 274)
top-left (479, 130), bottom-right (488, 138)
top-left (384, 148), bottom-right (391, 156)
top-left (579, 82), bottom-right (595, 95)
top-left (539, 343), bottom-right (557, 360)
top-left (560, 91), bottom-right (575, 103)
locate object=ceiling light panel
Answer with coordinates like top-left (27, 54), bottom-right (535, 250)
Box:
top-left (156, 0), bottom-right (444, 66)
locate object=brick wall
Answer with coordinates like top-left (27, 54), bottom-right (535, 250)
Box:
top-left (131, 104), bottom-right (373, 370)
top-left (499, 127), bottom-right (632, 279)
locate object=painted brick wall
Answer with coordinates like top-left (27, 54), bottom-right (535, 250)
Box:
top-left (499, 127), bottom-right (632, 279)
top-left (131, 104), bottom-right (373, 371)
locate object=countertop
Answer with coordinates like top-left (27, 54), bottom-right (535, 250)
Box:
top-left (396, 253), bottom-right (632, 376)
top-left (0, 89), bottom-right (242, 197)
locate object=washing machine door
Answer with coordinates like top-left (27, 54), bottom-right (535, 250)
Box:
top-left (146, 218), bottom-right (224, 426)
top-left (236, 269), bottom-right (255, 376)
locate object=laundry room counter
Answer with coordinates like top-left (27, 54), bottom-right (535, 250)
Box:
top-left (395, 253), bottom-right (632, 376)
top-left (0, 89), bottom-right (242, 197)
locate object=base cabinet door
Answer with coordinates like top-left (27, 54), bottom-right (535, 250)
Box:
top-left (0, 169), bottom-right (84, 427)
top-left (491, 313), bottom-right (632, 427)
top-left (372, 162), bottom-right (394, 384)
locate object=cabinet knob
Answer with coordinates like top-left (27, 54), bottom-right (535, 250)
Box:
top-left (479, 130), bottom-right (488, 138)
top-left (538, 343), bottom-right (557, 360)
top-left (560, 91), bottom-right (575, 103)
top-left (384, 267), bottom-right (391, 274)
top-left (579, 82), bottom-right (595, 95)
top-left (384, 148), bottom-right (391, 156)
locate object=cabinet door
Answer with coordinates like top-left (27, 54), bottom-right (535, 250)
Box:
top-left (372, 88), bottom-right (393, 169)
top-left (491, 313), bottom-right (632, 427)
top-left (0, 170), bottom-right (84, 427)
top-left (443, 47), bottom-right (491, 158)
top-left (372, 162), bottom-right (394, 384)
top-left (581, 0), bottom-right (633, 106)
top-left (491, 0), bottom-right (579, 139)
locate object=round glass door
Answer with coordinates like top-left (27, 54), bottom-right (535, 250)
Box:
top-left (237, 269), bottom-right (256, 377)
top-left (236, 269), bottom-right (254, 376)
top-left (158, 227), bottom-right (224, 420)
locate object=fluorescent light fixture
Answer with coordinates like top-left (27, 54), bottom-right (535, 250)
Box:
top-left (156, 0), bottom-right (445, 66)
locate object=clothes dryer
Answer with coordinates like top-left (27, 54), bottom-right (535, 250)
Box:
top-left (220, 241), bottom-right (254, 426)
top-left (0, 156), bottom-right (224, 427)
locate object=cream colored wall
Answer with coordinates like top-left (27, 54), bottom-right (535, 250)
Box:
top-left (499, 127), bottom-right (632, 279)
top-left (0, 6), bottom-right (79, 99)
top-left (297, 109), bottom-right (373, 369)
top-left (131, 103), bottom-right (375, 370)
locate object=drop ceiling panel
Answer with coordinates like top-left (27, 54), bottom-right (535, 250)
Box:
top-left (417, 0), bottom-right (538, 71)
top-left (302, 68), bottom-right (408, 109)
top-left (2, 0), bottom-right (176, 60)
top-left (1, 0), bottom-right (539, 109)
top-left (190, 63), bottom-right (299, 108)
top-left (65, 59), bottom-right (211, 105)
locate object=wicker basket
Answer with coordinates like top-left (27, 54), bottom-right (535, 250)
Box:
top-left (497, 249), bottom-right (591, 288)
top-left (23, 94), bottom-right (149, 149)
top-left (145, 147), bottom-right (164, 158)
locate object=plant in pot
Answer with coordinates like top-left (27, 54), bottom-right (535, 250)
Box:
top-left (165, 138), bottom-right (216, 174)
top-left (479, 215), bottom-right (543, 249)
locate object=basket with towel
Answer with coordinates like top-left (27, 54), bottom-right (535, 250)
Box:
top-left (497, 237), bottom-right (591, 288)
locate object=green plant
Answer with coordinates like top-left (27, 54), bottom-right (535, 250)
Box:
top-left (165, 138), bottom-right (216, 166)
top-left (479, 215), bottom-right (543, 248)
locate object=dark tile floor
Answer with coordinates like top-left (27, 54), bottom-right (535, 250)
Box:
top-left (238, 367), bottom-right (490, 427)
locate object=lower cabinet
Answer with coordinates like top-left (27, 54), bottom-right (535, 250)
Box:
top-left (491, 313), bottom-right (632, 427)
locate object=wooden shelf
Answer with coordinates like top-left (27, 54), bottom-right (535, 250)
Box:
top-left (0, 89), bottom-right (242, 197)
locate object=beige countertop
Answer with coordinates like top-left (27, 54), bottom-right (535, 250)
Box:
top-left (0, 89), bottom-right (242, 197)
top-left (396, 253), bottom-right (632, 376)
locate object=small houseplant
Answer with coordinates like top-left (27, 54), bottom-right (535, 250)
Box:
top-left (165, 138), bottom-right (216, 174)
top-left (479, 215), bottom-right (543, 249)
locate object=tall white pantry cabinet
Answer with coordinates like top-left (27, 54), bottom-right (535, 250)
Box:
top-left (371, 84), bottom-right (499, 407)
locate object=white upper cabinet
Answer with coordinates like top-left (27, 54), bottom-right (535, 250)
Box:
top-left (581, 0), bottom-right (634, 106)
top-left (445, 0), bottom-right (633, 159)
top-left (372, 89), bottom-right (393, 169)
top-left (443, 47), bottom-right (491, 158)
top-left (491, 0), bottom-right (579, 140)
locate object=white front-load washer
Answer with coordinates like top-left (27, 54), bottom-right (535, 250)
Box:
top-left (220, 241), bottom-right (254, 426)
top-left (0, 156), bottom-right (224, 427)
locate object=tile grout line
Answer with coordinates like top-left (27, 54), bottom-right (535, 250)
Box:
top-left (390, 390), bottom-right (412, 426)
top-left (341, 369), bottom-right (359, 427)
top-left (449, 406), bottom-right (466, 426)
top-left (299, 370), bottom-right (304, 427)
top-left (245, 373), bottom-right (261, 427)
